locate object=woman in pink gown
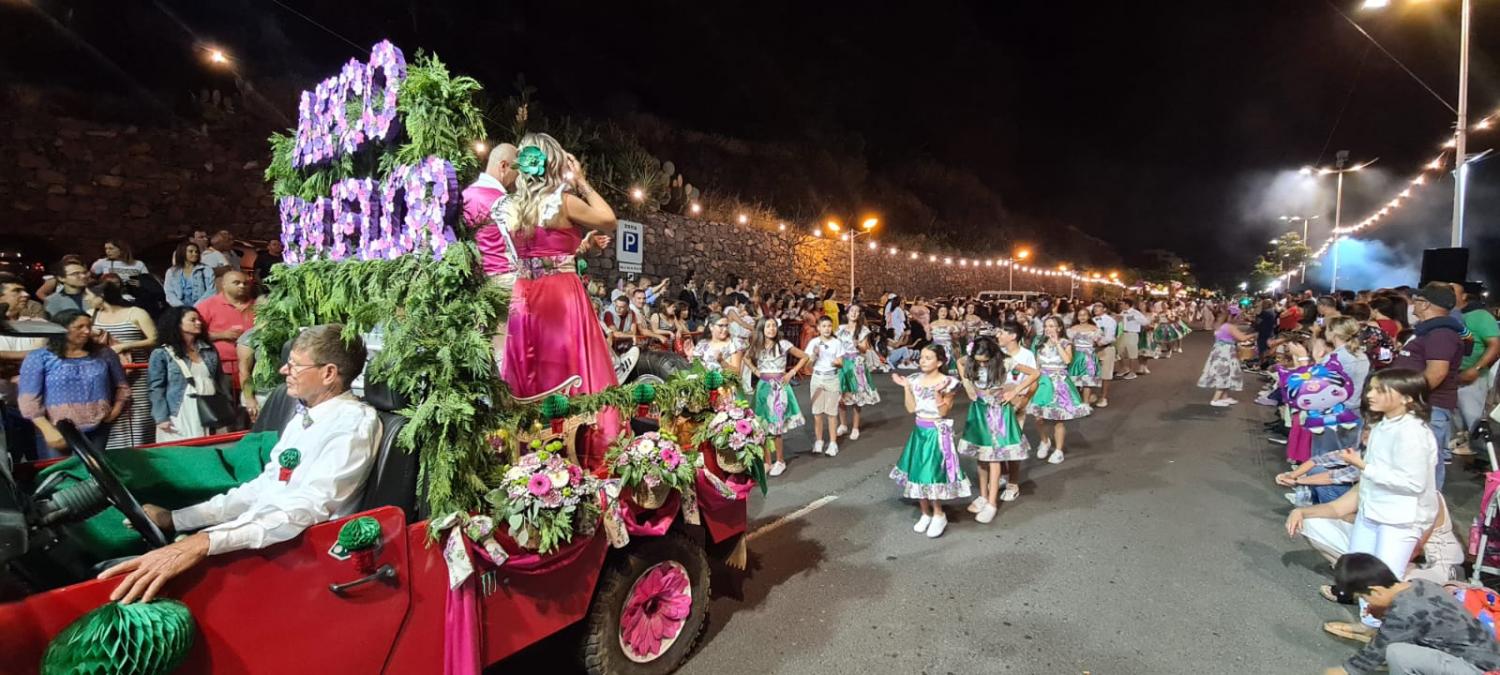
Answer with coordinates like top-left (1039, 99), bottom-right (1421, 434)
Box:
top-left (495, 133), bottom-right (620, 468)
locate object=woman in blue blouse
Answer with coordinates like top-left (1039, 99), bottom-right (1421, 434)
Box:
top-left (18, 309), bottom-right (130, 457)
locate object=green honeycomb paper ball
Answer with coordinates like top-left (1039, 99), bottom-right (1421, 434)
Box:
top-left (704, 371), bottom-right (725, 390)
top-left (632, 383), bottom-right (657, 404)
top-left (540, 394), bottom-right (569, 419)
top-left (337, 516), bottom-right (382, 552)
top-left (42, 600), bottom-right (195, 675)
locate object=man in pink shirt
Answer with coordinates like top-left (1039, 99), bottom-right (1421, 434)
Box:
top-left (195, 270), bottom-right (256, 379)
top-left (464, 144), bottom-right (519, 372)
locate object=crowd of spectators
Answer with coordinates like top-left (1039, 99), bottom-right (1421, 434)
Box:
top-left (0, 229), bottom-right (279, 462)
top-left (1242, 283), bottom-right (1500, 674)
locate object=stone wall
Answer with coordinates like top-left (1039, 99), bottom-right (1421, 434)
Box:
top-left (580, 212), bottom-right (1106, 300)
top-left (2, 86), bottom-right (1106, 300)
top-left (1, 87), bottom-right (279, 265)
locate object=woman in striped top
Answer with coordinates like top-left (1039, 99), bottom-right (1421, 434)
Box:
top-left (88, 280), bottom-right (157, 447)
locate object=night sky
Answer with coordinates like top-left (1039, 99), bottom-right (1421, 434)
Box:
top-left (5, 0), bottom-right (1500, 287)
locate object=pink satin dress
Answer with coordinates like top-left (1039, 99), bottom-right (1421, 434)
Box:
top-left (502, 224), bottom-right (621, 468)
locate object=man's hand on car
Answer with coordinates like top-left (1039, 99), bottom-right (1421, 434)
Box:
top-left (98, 532), bottom-right (210, 604)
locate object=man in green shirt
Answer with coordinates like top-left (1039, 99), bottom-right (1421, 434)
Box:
top-left (1455, 282), bottom-right (1500, 455)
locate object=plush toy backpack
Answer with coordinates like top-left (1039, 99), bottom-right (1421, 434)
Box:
top-left (1278, 358), bottom-right (1360, 434)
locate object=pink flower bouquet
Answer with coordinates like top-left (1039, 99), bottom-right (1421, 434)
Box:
top-left (485, 439), bottom-right (602, 553)
top-left (606, 431), bottom-right (700, 509)
top-left (691, 399), bottom-right (769, 474)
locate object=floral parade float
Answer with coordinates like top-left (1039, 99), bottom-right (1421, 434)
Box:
top-left (0, 40), bottom-right (758, 675)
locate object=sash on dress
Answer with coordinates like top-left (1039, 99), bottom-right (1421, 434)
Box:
top-left (916, 418), bottom-right (961, 483)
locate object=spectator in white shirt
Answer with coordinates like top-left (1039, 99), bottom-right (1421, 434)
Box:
top-left (101, 324), bottom-right (381, 603)
top-left (90, 240), bottom-right (150, 287)
top-left (200, 230), bottom-right (241, 273)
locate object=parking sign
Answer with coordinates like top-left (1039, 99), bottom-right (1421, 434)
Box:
top-left (617, 219), bottom-right (643, 274)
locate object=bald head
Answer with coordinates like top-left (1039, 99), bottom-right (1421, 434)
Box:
top-left (487, 143), bottom-right (519, 190)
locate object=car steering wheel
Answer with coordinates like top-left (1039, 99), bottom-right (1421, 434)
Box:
top-left (56, 421), bottom-right (168, 549)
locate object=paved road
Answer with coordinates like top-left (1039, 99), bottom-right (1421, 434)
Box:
top-left (504, 334), bottom-right (1487, 674)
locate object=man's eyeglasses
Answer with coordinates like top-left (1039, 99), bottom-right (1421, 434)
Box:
top-left (285, 361), bottom-right (328, 373)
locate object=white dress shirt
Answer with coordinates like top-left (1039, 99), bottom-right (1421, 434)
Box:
top-left (1092, 314), bottom-right (1118, 346)
top-left (1358, 414), bottom-right (1439, 527)
top-left (173, 392), bottom-right (381, 555)
top-left (1121, 308), bottom-right (1147, 333)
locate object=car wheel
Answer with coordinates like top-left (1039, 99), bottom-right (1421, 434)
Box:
top-left (579, 532), bottom-right (709, 675)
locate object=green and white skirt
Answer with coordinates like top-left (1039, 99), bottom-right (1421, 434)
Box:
top-left (753, 374), bottom-right (806, 436)
top-left (838, 355), bottom-right (881, 407)
top-left (1026, 368), bottom-right (1092, 421)
top-left (890, 418), bottom-right (972, 500)
top-left (958, 395), bottom-right (1029, 462)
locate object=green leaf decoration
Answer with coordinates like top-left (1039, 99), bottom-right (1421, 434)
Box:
top-left (43, 600), bottom-right (195, 675)
top-left (632, 383), bottom-right (657, 405)
top-left (277, 448), bottom-right (301, 470)
top-left (540, 394), bottom-right (569, 419)
top-left (704, 370), bottom-right (725, 390)
top-left (336, 516), bottom-right (382, 552)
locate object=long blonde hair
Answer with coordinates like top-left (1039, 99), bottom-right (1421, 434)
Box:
top-left (1324, 315), bottom-right (1364, 354)
top-left (502, 132), bottom-right (569, 241)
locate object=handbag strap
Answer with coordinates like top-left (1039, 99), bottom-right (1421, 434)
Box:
top-left (169, 350), bottom-right (207, 393)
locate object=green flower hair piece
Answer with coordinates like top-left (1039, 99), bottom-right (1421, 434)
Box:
top-left (43, 600), bottom-right (196, 675)
top-left (278, 448), bottom-right (301, 470)
top-left (515, 145), bottom-right (547, 177)
top-left (337, 516), bottom-right (382, 552)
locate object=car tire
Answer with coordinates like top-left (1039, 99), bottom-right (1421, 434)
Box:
top-left (627, 350), bottom-right (689, 384)
top-left (579, 532), bottom-right (710, 675)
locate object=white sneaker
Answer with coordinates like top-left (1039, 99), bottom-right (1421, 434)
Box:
top-left (999, 483), bottom-right (1021, 502)
top-left (613, 346), bottom-right (640, 383)
top-left (914, 514), bottom-right (932, 533)
top-left (768, 461), bottom-right (786, 477)
top-left (849, 428), bottom-right (860, 441)
top-left (967, 496), bottom-right (989, 514)
top-left (1036, 438), bottom-right (1052, 459)
top-left (1139, 366), bottom-right (1150, 374)
top-left (1211, 399), bottom-right (1232, 407)
top-left (1222, 398), bottom-right (1238, 405)
top-left (825, 442), bottom-right (840, 457)
top-left (1123, 373), bottom-right (1139, 381)
top-left (1048, 450), bottom-right (1065, 464)
top-left (836, 424), bottom-right (848, 437)
top-left (812, 440), bottom-right (825, 455)
top-left (1096, 399), bottom-right (1109, 408)
top-left (925, 512), bottom-right (948, 538)
top-left (975, 504), bottom-right (998, 524)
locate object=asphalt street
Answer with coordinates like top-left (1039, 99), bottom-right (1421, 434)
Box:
top-left (504, 333), bottom-right (1490, 674)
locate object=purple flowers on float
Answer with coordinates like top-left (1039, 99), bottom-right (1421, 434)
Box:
top-left (293, 41), bottom-right (406, 168)
top-left (280, 157), bottom-right (458, 262)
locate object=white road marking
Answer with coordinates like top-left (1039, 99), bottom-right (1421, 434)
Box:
top-left (746, 495), bottom-right (839, 541)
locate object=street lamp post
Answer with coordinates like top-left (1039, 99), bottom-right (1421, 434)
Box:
top-left (825, 217), bottom-right (878, 302)
top-left (1362, 0), bottom-right (1472, 247)
top-left (1303, 151), bottom-right (1371, 293)
top-left (1008, 248), bottom-right (1031, 292)
top-left (1278, 214), bottom-right (1319, 284)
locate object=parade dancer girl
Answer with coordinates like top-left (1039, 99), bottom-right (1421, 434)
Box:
top-left (749, 317), bottom-right (808, 477)
top-left (806, 316), bottom-right (844, 457)
top-left (691, 313), bottom-right (745, 373)
top-left (1198, 312), bottom-right (1253, 406)
top-left (1066, 307), bottom-right (1103, 406)
top-left (958, 335), bottom-right (1036, 524)
top-left (836, 306), bottom-right (880, 440)
top-left (1152, 301), bottom-right (1178, 358)
top-left (891, 345), bottom-right (971, 538)
top-left (929, 304), bottom-right (961, 374)
top-left (1029, 316), bottom-right (1092, 464)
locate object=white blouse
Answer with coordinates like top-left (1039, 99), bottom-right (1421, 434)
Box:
top-left (1358, 414), bottom-right (1439, 527)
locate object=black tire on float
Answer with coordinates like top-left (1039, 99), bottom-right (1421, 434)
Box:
top-left (578, 532), bottom-right (710, 675)
top-left (627, 350), bottom-right (690, 383)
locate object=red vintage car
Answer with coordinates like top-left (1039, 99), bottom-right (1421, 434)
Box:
top-left (0, 362), bottom-right (746, 674)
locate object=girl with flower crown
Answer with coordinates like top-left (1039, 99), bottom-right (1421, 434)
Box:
top-left (493, 133), bottom-right (621, 468)
top-left (836, 305), bottom-right (880, 442)
top-left (890, 344), bottom-right (970, 538)
top-left (748, 317), bottom-right (808, 477)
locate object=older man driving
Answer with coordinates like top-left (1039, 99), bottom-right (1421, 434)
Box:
top-left (100, 324), bottom-right (381, 603)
